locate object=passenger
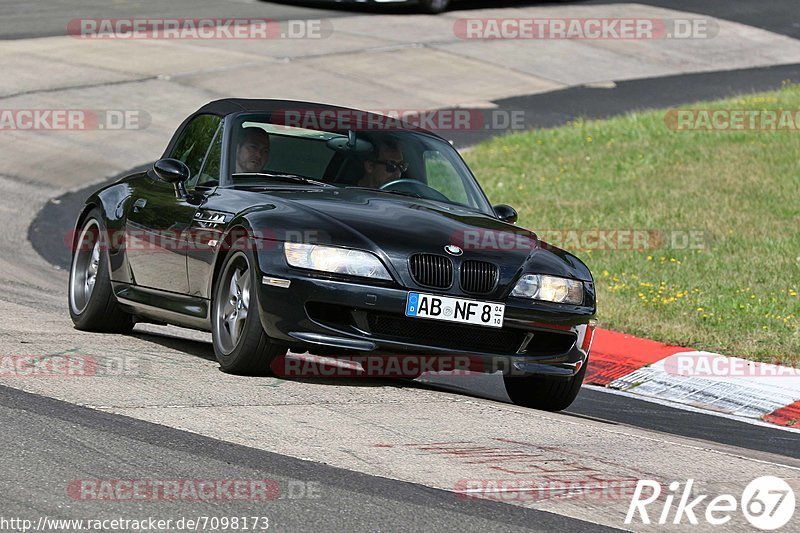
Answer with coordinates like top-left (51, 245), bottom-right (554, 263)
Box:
top-left (235, 127), bottom-right (271, 173)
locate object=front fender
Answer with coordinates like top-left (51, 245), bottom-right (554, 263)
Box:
top-left (74, 177), bottom-right (140, 283)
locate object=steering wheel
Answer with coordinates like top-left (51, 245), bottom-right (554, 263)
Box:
top-left (379, 179), bottom-right (450, 202)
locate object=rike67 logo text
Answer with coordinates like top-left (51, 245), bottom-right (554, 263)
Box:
top-left (626, 477), bottom-right (795, 530)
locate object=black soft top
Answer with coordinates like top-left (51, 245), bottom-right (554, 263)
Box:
top-left (193, 98), bottom-right (446, 140)
top-left (196, 98), bottom-right (355, 116)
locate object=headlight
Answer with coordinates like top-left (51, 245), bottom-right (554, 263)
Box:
top-left (284, 243), bottom-right (391, 280)
top-left (511, 274), bottom-right (584, 305)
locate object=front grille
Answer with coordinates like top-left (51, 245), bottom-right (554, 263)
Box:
top-left (409, 254), bottom-right (453, 289)
top-left (368, 313), bottom-right (524, 353)
top-left (460, 260), bottom-right (499, 294)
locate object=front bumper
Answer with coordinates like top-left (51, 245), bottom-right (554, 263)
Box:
top-left (255, 254), bottom-right (595, 377)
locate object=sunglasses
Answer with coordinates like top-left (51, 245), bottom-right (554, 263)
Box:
top-left (373, 159), bottom-right (408, 173)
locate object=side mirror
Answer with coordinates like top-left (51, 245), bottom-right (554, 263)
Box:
top-left (153, 158), bottom-right (190, 199)
top-left (493, 204), bottom-right (518, 224)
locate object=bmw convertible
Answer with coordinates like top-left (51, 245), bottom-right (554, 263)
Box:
top-left (68, 99), bottom-right (596, 411)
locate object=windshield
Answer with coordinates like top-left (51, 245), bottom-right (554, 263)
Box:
top-left (225, 113), bottom-right (494, 214)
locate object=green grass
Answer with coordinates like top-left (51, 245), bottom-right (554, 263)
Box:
top-left (464, 84), bottom-right (800, 364)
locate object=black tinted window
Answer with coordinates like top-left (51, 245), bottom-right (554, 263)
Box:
top-left (169, 114), bottom-right (221, 180)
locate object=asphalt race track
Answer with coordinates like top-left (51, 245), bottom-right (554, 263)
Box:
top-left (2, 1), bottom-right (800, 532)
top-left (28, 165), bottom-right (800, 461)
top-left (1, 385), bottom-right (612, 532)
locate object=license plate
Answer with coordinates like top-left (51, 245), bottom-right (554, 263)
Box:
top-left (405, 292), bottom-right (505, 328)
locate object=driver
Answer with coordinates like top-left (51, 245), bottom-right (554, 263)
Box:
top-left (358, 138), bottom-right (407, 189)
top-left (235, 127), bottom-right (271, 173)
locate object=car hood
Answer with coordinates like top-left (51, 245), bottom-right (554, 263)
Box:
top-left (243, 187), bottom-right (592, 283)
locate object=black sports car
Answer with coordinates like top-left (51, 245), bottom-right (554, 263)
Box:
top-left (68, 99), bottom-right (596, 411)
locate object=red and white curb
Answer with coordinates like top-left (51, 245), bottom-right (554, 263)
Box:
top-left (586, 329), bottom-right (800, 430)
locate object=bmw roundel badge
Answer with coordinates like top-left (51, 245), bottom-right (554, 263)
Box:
top-left (444, 244), bottom-right (463, 256)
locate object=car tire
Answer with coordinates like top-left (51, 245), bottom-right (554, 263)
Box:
top-left (212, 237), bottom-right (286, 375)
top-left (419, 0), bottom-right (450, 14)
top-left (68, 209), bottom-right (135, 333)
top-left (503, 362), bottom-right (587, 411)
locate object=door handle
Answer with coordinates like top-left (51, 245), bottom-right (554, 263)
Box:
top-left (133, 198), bottom-right (147, 212)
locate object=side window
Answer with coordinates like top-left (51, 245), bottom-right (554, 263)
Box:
top-left (424, 151), bottom-right (469, 205)
top-left (168, 114), bottom-right (221, 188)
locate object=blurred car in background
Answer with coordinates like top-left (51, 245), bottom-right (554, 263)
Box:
top-left (325, 0), bottom-right (453, 14)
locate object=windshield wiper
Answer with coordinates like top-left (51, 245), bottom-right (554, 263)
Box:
top-left (345, 186), bottom-right (423, 199)
top-left (232, 172), bottom-right (334, 188)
